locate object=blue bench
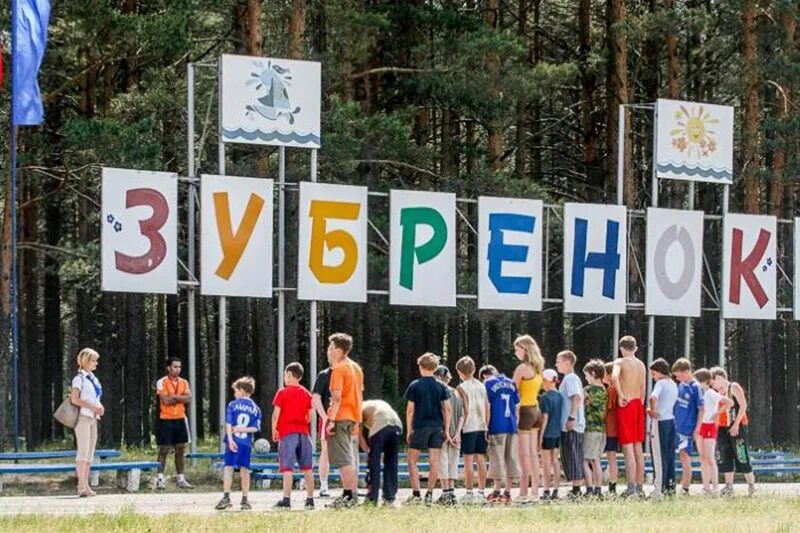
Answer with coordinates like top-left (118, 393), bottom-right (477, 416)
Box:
top-left (0, 461), bottom-right (160, 492)
top-left (0, 449), bottom-right (121, 461)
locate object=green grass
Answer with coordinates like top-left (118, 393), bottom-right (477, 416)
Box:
top-left (2, 497), bottom-right (799, 532)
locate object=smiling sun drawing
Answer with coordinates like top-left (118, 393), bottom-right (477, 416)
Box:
top-left (669, 105), bottom-right (719, 159)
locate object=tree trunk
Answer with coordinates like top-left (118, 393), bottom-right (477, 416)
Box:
top-left (664, 0), bottom-right (680, 99)
top-left (579, 0), bottom-right (600, 186)
top-left (742, 1), bottom-right (761, 214)
top-left (484, 0), bottom-right (504, 172)
top-left (288, 0), bottom-right (307, 60)
top-left (606, 0), bottom-right (633, 205)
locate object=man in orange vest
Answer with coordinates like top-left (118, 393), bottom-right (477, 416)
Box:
top-left (156, 357), bottom-right (193, 490)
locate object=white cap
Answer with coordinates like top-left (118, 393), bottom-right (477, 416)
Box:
top-left (542, 369), bottom-right (559, 382)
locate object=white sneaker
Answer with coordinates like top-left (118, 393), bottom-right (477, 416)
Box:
top-left (460, 492), bottom-right (475, 505)
top-left (512, 495), bottom-right (531, 505)
top-left (474, 492), bottom-right (488, 505)
top-left (156, 478), bottom-right (166, 490)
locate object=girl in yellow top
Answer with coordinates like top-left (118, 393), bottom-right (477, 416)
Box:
top-left (512, 334), bottom-right (544, 503)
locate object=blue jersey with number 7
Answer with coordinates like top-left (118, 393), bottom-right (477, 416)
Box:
top-left (225, 397), bottom-right (262, 447)
top-left (485, 374), bottom-right (519, 435)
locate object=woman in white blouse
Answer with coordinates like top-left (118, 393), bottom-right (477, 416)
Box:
top-left (69, 348), bottom-right (104, 497)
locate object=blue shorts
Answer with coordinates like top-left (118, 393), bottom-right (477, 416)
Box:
top-left (604, 436), bottom-right (619, 453)
top-left (279, 433), bottom-right (314, 472)
top-left (676, 433), bottom-right (696, 456)
top-left (461, 431), bottom-right (488, 455)
top-left (224, 443), bottom-right (252, 469)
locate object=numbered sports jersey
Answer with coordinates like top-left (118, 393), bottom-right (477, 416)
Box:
top-left (485, 374), bottom-right (519, 435)
top-left (225, 397), bottom-right (262, 447)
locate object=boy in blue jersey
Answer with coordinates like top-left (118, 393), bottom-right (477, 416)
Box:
top-left (215, 377), bottom-right (262, 511)
top-left (671, 358), bottom-right (704, 495)
top-left (480, 365), bottom-right (520, 504)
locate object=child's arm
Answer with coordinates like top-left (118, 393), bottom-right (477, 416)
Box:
top-left (611, 362), bottom-right (626, 406)
top-left (648, 391), bottom-right (659, 418)
top-left (442, 399), bottom-right (452, 441)
top-left (406, 401), bottom-right (415, 445)
top-left (694, 406), bottom-right (704, 439)
top-left (484, 399), bottom-right (491, 437)
top-left (312, 392), bottom-right (327, 421)
top-left (226, 422), bottom-right (237, 452)
top-left (539, 412), bottom-right (548, 448)
top-left (271, 406), bottom-right (281, 443)
top-left (457, 386), bottom-right (469, 427)
top-left (730, 383), bottom-right (748, 435)
top-left (454, 402), bottom-right (465, 440)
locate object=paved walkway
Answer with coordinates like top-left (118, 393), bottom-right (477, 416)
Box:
top-left (1, 484), bottom-right (799, 515)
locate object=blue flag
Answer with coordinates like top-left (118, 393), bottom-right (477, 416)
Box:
top-left (12, 0), bottom-right (51, 126)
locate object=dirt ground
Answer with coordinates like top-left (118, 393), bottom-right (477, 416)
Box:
top-left (2, 483), bottom-right (799, 515)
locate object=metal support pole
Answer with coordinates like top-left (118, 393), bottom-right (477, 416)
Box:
top-left (646, 105), bottom-right (659, 400)
top-left (186, 63), bottom-right (198, 458)
top-left (613, 104), bottom-right (625, 358)
top-left (309, 148), bottom-right (318, 444)
top-left (10, 0), bottom-right (19, 449)
top-left (684, 181), bottom-right (695, 357)
top-left (278, 146), bottom-right (286, 389)
top-left (217, 63), bottom-right (228, 449)
top-left (719, 185), bottom-right (729, 368)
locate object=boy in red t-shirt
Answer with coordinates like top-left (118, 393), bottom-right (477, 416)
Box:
top-left (272, 362), bottom-right (315, 509)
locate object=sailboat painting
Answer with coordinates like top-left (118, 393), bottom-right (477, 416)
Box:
top-left (221, 55), bottom-right (321, 149)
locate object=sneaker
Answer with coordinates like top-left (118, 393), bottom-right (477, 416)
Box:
top-left (720, 486), bottom-right (734, 497)
top-left (156, 478), bottom-right (166, 491)
top-left (240, 499), bottom-right (252, 511)
top-left (460, 492), bottom-right (476, 505)
top-left (498, 493), bottom-right (512, 505)
top-left (383, 499), bottom-right (396, 507)
top-left (435, 493), bottom-right (448, 505)
top-left (680, 486), bottom-right (691, 496)
top-left (423, 492), bottom-right (434, 506)
top-left (214, 496), bottom-right (232, 511)
top-left (440, 492), bottom-right (458, 506)
top-left (318, 489), bottom-right (330, 498)
top-left (274, 498), bottom-right (292, 509)
top-left (512, 495), bottom-right (531, 505)
top-left (747, 484), bottom-right (756, 497)
top-left (176, 479), bottom-right (194, 489)
top-left (326, 495), bottom-right (357, 509)
top-left (305, 498), bottom-right (315, 509)
top-left (487, 491), bottom-right (502, 504)
top-left (540, 491), bottom-right (551, 502)
top-left (405, 494), bottom-right (423, 506)
top-left (474, 492), bottom-right (488, 505)
top-left (567, 490), bottom-right (582, 501)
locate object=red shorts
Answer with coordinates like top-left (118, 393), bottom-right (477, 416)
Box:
top-left (616, 398), bottom-right (645, 445)
top-left (699, 422), bottom-right (718, 439)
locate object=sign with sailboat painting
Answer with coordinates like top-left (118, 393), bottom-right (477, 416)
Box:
top-left (220, 54), bottom-right (321, 149)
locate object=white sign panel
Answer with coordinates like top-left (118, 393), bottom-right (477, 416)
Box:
top-left (563, 203), bottom-right (627, 314)
top-left (656, 98), bottom-right (734, 184)
top-left (645, 208), bottom-right (704, 317)
top-left (297, 182), bottom-right (368, 303)
top-left (722, 213), bottom-right (777, 320)
top-left (477, 197), bottom-right (543, 311)
top-left (101, 168), bottom-right (178, 294)
top-left (221, 54), bottom-right (321, 148)
top-left (795, 219), bottom-right (800, 321)
top-left (200, 175), bottom-right (274, 298)
top-left (390, 190), bottom-right (456, 307)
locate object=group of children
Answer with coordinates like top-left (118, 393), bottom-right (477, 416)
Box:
top-left (214, 333), bottom-right (756, 510)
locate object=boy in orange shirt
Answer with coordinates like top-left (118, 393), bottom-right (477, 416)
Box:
top-left (325, 333), bottom-right (364, 509)
top-left (602, 361), bottom-right (619, 495)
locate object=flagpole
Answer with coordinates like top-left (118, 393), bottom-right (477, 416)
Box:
top-left (10, 0), bottom-right (20, 453)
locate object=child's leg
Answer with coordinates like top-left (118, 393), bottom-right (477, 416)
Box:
top-left (304, 469), bottom-right (314, 499)
top-left (552, 451), bottom-right (562, 489)
top-left (464, 454), bottom-right (475, 490)
top-left (606, 450), bottom-right (618, 484)
top-left (517, 431), bottom-right (531, 496)
top-left (592, 458), bottom-right (603, 488)
top-left (476, 455), bottom-right (488, 491)
top-left (530, 429), bottom-right (540, 498)
top-left (223, 466), bottom-right (233, 493)
top-left (319, 439), bottom-right (330, 490)
top-left (241, 468), bottom-right (250, 498)
top-left (708, 441), bottom-right (718, 491)
top-left (282, 471), bottom-right (293, 498)
top-left (541, 450), bottom-right (551, 491)
top-left (679, 449), bottom-right (691, 489)
top-left (408, 448), bottom-right (421, 492)
top-left (583, 460), bottom-right (593, 489)
top-left (428, 448), bottom-right (441, 492)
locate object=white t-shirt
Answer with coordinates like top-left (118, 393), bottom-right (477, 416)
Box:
top-left (459, 378), bottom-right (488, 432)
top-left (559, 372), bottom-right (585, 433)
top-left (71, 370), bottom-right (101, 419)
top-left (702, 388), bottom-right (723, 423)
top-left (651, 378), bottom-right (678, 420)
